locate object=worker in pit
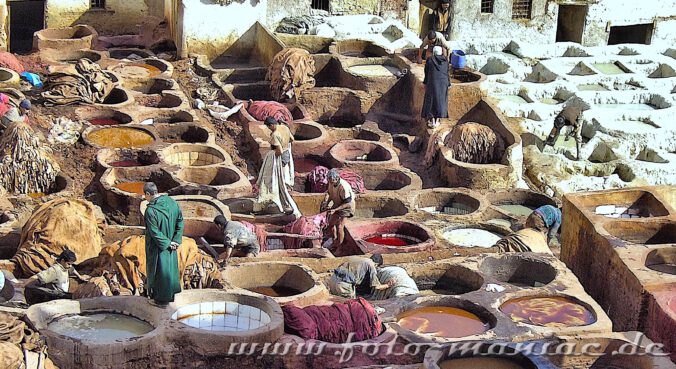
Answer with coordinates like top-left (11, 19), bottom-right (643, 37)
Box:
top-left (211, 215), bottom-right (260, 264)
top-left (328, 255), bottom-right (394, 299)
top-left (544, 106), bottom-right (583, 161)
top-left (417, 30), bottom-right (452, 64)
top-left (432, 0), bottom-right (453, 41)
top-left (525, 205), bottom-right (562, 246)
top-left (24, 249), bottom-right (87, 304)
top-left (320, 169), bottom-right (356, 249)
top-left (0, 97), bottom-right (30, 132)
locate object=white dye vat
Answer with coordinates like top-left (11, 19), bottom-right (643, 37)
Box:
top-left (442, 228), bottom-right (502, 248)
top-left (48, 313), bottom-right (154, 342)
top-left (172, 301), bottom-right (271, 332)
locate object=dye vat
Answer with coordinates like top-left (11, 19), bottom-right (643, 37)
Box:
top-left (347, 65), bottom-right (400, 77)
top-left (89, 118), bottom-right (123, 126)
top-left (497, 204), bottom-right (536, 217)
top-left (645, 249), bottom-right (676, 275)
top-left (593, 63), bottom-right (628, 75)
top-left (577, 84), bottom-right (609, 91)
top-left (397, 306), bottom-right (489, 338)
top-left (87, 127), bottom-right (154, 148)
top-left (114, 63), bottom-right (163, 79)
top-left (109, 160), bottom-right (143, 167)
top-left (48, 313), bottom-right (153, 342)
top-left (174, 301), bottom-right (271, 332)
top-left (498, 95), bottom-right (529, 104)
top-left (294, 158), bottom-right (322, 173)
top-left (540, 98), bottom-right (563, 105)
top-left (364, 235), bottom-right (419, 247)
top-left (595, 104), bottom-right (656, 111)
top-left (442, 228), bottom-right (502, 248)
top-left (27, 192), bottom-right (46, 199)
top-left (440, 357), bottom-right (529, 369)
top-left (114, 181), bottom-right (146, 195)
top-left (246, 286), bottom-right (302, 297)
top-left (500, 296), bottom-right (596, 327)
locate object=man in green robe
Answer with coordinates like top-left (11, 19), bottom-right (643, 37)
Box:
top-left (143, 182), bottom-right (184, 307)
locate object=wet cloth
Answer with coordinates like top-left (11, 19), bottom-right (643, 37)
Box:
top-left (42, 58), bottom-right (116, 106)
top-left (282, 213), bottom-right (327, 249)
top-left (246, 100), bottom-right (294, 123)
top-left (329, 257), bottom-right (382, 298)
top-left (494, 228), bottom-right (552, 255)
top-left (368, 266), bottom-right (419, 300)
top-left (223, 221), bottom-right (260, 256)
top-left (445, 122), bottom-right (505, 164)
top-left (307, 166), bottom-right (366, 194)
top-left (241, 221), bottom-right (268, 253)
top-left (422, 54), bottom-right (449, 119)
top-left (267, 48), bottom-right (316, 101)
top-left (255, 127), bottom-right (300, 218)
top-left (144, 195), bottom-right (183, 303)
top-left (282, 297), bottom-right (383, 343)
top-left (12, 198), bottom-right (105, 278)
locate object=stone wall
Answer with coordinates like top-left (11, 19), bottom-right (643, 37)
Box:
top-left (330, 0), bottom-right (380, 15)
top-left (44, 0), bottom-right (165, 35)
top-left (0, 0), bottom-right (7, 51)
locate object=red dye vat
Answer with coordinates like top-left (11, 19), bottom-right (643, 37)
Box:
top-left (89, 118), bottom-right (122, 126)
top-left (365, 236), bottom-right (413, 247)
top-left (109, 160), bottom-right (143, 167)
top-left (294, 158), bottom-right (320, 173)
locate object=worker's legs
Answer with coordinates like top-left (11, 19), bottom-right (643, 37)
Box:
top-left (336, 216), bottom-right (347, 246)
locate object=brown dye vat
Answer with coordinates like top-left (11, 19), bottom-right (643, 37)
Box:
top-left (500, 296), bottom-right (595, 327)
top-left (397, 306), bottom-right (489, 338)
top-left (246, 286), bottom-right (302, 297)
top-left (114, 181), bottom-right (146, 195)
top-left (88, 128), bottom-right (154, 148)
top-left (295, 158), bottom-right (322, 173)
top-left (109, 160), bottom-right (143, 167)
top-left (89, 118), bottom-right (123, 126)
top-left (123, 63), bottom-right (162, 78)
top-left (440, 357), bottom-right (528, 369)
top-left (28, 192), bottom-right (46, 199)
top-left (648, 263), bottom-right (676, 274)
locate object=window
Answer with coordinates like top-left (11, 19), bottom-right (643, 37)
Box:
top-left (91, 0), bottom-right (105, 8)
top-left (311, 0), bottom-right (329, 11)
top-left (481, 0), bottom-right (494, 13)
top-left (512, 0), bottom-right (532, 19)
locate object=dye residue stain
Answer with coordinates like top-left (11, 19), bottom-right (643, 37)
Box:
top-left (89, 118), bottom-right (122, 126)
top-left (115, 63), bottom-right (162, 78)
top-left (497, 204), bottom-right (535, 217)
top-left (109, 160), bottom-right (143, 167)
top-left (246, 286), bottom-right (302, 297)
top-left (48, 313), bottom-right (153, 342)
top-left (440, 357), bottom-right (527, 369)
top-left (397, 306), bottom-right (489, 338)
top-left (500, 296), bottom-right (596, 327)
top-left (347, 65), bottom-right (400, 77)
top-left (87, 127), bottom-right (154, 148)
top-left (364, 235), bottom-right (419, 247)
top-left (114, 181), bottom-right (146, 195)
top-left (443, 228), bottom-right (502, 248)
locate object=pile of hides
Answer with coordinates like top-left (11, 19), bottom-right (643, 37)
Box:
top-left (367, 266), bottom-right (419, 300)
top-left (282, 297), bottom-right (383, 343)
top-left (0, 313), bottom-right (59, 369)
top-left (0, 121), bottom-right (60, 195)
top-left (47, 117), bottom-right (84, 145)
top-left (11, 198), bottom-right (105, 278)
top-left (307, 166), bottom-right (366, 194)
top-left (267, 48), bottom-right (316, 102)
top-left (494, 228), bottom-right (552, 255)
top-left (241, 221), bottom-right (268, 253)
top-left (76, 236), bottom-right (223, 298)
top-left (275, 16), bottom-right (326, 35)
top-left (245, 100), bottom-right (294, 123)
top-left (445, 122), bottom-right (505, 164)
top-left (282, 213), bottom-right (327, 249)
top-left (41, 58), bottom-right (116, 106)
top-left (0, 52), bottom-right (24, 74)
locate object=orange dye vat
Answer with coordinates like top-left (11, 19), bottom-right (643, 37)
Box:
top-left (87, 128), bottom-right (154, 148)
top-left (246, 286), bottom-right (302, 297)
top-left (500, 296), bottom-right (596, 327)
top-left (114, 182), bottom-right (146, 195)
top-left (27, 192), bottom-right (46, 199)
top-left (396, 306), bottom-right (489, 338)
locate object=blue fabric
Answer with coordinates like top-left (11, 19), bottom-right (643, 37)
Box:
top-left (535, 205), bottom-right (561, 229)
top-left (334, 269), bottom-right (355, 284)
top-left (20, 72), bottom-right (43, 88)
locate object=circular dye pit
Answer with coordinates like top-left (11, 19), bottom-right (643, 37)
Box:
top-left (246, 286), bottom-right (302, 297)
top-left (347, 64), bottom-right (400, 77)
top-left (364, 234), bottom-right (420, 246)
top-left (397, 306), bottom-right (490, 338)
top-left (48, 313), bottom-right (153, 342)
top-left (104, 150), bottom-right (160, 168)
top-left (221, 262), bottom-right (320, 303)
top-left (114, 181), bottom-right (146, 195)
top-left (414, 191), bottom-right (481, 216)
top-left (497, 204), bottom-right (536, 217)
top-left (163, 144), bottom-right (228, 167)
top-left (480, 255), bottom-right (557, 288)
top-left (89, 118), bottom-right (124, 126)
top-left (293, 123), bottom-right (322, 141)
top-left (330, 140), bottom-right (396, 167)
top-left (442, 228), bottom-right (502, 248)
top-left (645, 249), bottom-right (675, 275)
top-left (173, 301), bottom-right (271, 332)
top-left (87, 127), bottom-right (154, 148)
top-left (350, 220), bottom-right (434, 254)
top-left (294, 158), bottom-right (322, 173)
top-left (176, 167), bottom-right (241, 186)
top-left (113, 63), bottom-right (163, 79)
top-left (415, 265), bottom-right (484, 295)
top-left (500, 296), bottom-right (596, 327)
top-left (440, 357), bottom-right (531, 369)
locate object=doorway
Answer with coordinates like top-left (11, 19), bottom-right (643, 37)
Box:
top-left (556, 5), bottom-right (587, 43)
top-left (608, 23), bottom-right (653, 45)
top-left (8, 0), bottom-right (46, 54)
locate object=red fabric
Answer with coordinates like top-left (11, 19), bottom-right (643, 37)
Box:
top-left (307, 166), bottom-right (366, 194)
top-left (247, 100), bottom-right (293, 123)
top-left (282, 213), bottom-right (327, 249)
top-left (241, 221), bottom-right (268, 252)
top-left (0, 52), bottom-right (25, 74)
top-left (0, 94), bottom-right (11, 117)
top-left (281, 298), bottom-right (383, 343)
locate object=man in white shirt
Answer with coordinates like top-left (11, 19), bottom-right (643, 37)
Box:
top-left (24, 249), bottom-right (86, 304)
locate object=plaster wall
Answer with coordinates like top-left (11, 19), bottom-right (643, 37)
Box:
top-left (267, 0), bottom-right (310, 29)
top-left (582, 0), bottom-right (676, 46)
top-left (44, 0), bottom-right (164, 35)
top-left (450, 0), bottom-right (556, 44)
top-left (0, 0), bottom-right (6, 51)
top-left (330, 0), bottom-right (380, 16)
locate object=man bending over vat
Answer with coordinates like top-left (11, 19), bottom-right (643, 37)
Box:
top-left (328, 255), bottom-right (395, 299)
top-left (494, 205), bottom-right (562, 255)
top-left (544, 106), bottom-right (583, 160)
top-left (320, 169), bottom-right (356, 248)
top-left (143, 182), bottom-right (183, 307)
top-left (24, 249), bottom-right (87, 304)
top-left (526, 205), bottom-right (562, 246)
top-left (211, 215), bottom-right (260, 264)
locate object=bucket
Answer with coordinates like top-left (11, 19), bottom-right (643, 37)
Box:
top-left (451, 50), bottom-right (466, 69)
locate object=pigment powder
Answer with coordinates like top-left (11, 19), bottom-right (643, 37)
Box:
top-left (500, 296), bottom-right (596, 327)
top-left (87, 127), bottom-right (154, 148)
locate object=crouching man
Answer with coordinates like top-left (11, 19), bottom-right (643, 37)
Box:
top-left (24, 249), bottom-right (87, 304)
top-left (213, 215), bottom-right (260, 264)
